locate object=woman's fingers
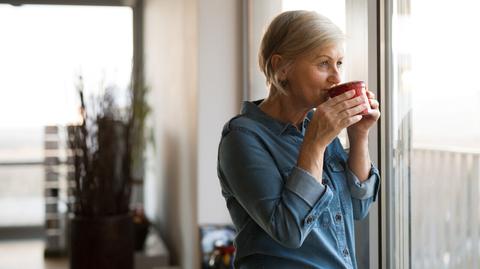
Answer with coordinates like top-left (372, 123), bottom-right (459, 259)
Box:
top-left (332, 95), bottom-right (365, 113)
top-left (323, 90), bottom-right (356, 106)
top-left (366, 90), bottom-right (375, 99)
top-left (341, 114), bottom-right (363, 127)
top-left (335, 103), bottom-right (368, 126)
top-left (369, 98), bottom-right (379, 109)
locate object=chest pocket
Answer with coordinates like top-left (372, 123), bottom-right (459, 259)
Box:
top-left (323, 157), bottom-right (345, 191)
top-left (328, 158), bottom-right (345, 172)
top-left (326, 157), bottom-right (354, 211)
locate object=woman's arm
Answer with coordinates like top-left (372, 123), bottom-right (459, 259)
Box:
top-left (332, 138), bottom-right (380, 220)
top-left (219, 129), bottom-right (334, 248)
top-left (347, 132), bottom-right (371, 182)
top-left (346, 89), bottom-right (381, 181)
top-left (298, 90), bottom-right (366, 180)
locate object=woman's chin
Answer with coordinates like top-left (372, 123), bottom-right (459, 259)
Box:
top-left (316, 93), bottom-right (329, 105)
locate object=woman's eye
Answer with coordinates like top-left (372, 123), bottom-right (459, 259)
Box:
top-left (337, 61), bottom-right (343, 67)
top-left (319, 61), bottom-right (329, 67)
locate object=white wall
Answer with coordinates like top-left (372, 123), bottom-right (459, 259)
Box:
top-left (143, 0), bottom-right (242, 267)
top-left (143, 0), bottom-right (199, 268)
top-left (197, 0), bottom-right (242, 225)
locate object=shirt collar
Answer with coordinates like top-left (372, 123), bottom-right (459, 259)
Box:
top-left (240, 100), bottom-right (313, 136)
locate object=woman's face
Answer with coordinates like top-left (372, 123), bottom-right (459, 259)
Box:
top-left (285, 44), bottom-right (344, 108)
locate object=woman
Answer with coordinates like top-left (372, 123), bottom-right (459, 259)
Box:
top-left (217, 10), bottom-right (380, 269)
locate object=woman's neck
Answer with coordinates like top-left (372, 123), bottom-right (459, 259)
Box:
top-left (258, 91), bottom-right (310, 128)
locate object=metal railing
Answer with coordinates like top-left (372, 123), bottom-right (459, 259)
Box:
top-left (411, 146), bottom-right (480, 269)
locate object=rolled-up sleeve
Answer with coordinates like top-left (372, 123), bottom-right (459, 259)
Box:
top-left (346, 164), bottom-right (380, 220)
top-left (219, 129), bottom-right (333, 248)
top-left (285, 166), bottom-right (327, 207)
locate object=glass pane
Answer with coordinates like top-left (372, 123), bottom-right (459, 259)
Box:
top-left (391, 0), bottom-right (480, 268)
top-left (0, 4), bottom-right (133, 227)
top-left (0, 164), bottom-right (44, 226)
top-left (281, 0), bottom-right (346, 31)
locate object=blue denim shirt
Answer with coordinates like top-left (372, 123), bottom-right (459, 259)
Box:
top-left (217, 100), bottom-right (380, 269)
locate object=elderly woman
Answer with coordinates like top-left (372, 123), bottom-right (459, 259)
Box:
top-left (217, 10), bottom-right (381, 269)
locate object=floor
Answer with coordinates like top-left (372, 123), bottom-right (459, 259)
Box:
top-left (0, 239), bottom-right (67, 269)
top-left (0, 238), bottom-right (177, 269)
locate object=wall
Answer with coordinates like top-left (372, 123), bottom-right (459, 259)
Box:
top-left (143, 0), bottom-right (199, 268)
top-left (143, 0), bottom-right (242, 267)
top-left (197, 0), bottom-right (242, 225)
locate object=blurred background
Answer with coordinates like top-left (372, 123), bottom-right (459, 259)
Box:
top-left (0, 0), bottom-right (479, 269)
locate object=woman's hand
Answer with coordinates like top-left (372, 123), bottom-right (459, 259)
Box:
top-left (298, 89), bottom-right (366, 180)
top-left (347, 89), bottom-right (381, 140)
top-left (304, 90), bottom-right (367, 148)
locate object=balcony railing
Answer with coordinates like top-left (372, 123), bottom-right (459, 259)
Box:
top-left (412, 146), bottom-right (480, 269)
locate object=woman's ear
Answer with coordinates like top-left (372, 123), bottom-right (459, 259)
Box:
top-left (271, 54), bottom-right (289, 81)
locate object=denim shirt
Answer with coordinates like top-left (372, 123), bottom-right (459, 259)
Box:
top-left (217, 100), bottom-right (380, 269)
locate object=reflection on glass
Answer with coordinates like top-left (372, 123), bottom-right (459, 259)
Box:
top-left (390, 1), bottom-right (413, 268)
top-left (392, 0), bottom-right (480, 268)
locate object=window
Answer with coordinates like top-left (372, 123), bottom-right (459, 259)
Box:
top-left (0, 4), bottom-right (133, 227)
top-left (387, 0), bottom-right (480, 267)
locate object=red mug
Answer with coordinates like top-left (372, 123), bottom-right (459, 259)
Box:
top-left (328, 81), bottom-right (371, 115)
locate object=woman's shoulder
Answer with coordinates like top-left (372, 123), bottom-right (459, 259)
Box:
top-left (221, 114), bottom-right (267, 138)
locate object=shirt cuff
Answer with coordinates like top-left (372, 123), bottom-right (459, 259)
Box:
top-left (285, 166), bottom-right (328, 207)
top-left (346, 164), bottom-right (380, 201)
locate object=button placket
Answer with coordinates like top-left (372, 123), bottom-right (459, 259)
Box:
top-left (330, 196), bottom-right (348, 259)
top-left (335, 212), bottom-right (342, 222)
top-left (305, 215), bottom-right (314, 225)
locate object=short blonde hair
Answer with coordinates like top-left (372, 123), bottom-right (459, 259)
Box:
top-left (258, 10), bottom-right (345, 95)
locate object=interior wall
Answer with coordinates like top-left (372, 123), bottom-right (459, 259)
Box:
top-left (197, 0), bottom-right (242, 225)
top-left (143, 0), bottom-right (242, 267)
top-left (143, 0), bottom-right (199, 268)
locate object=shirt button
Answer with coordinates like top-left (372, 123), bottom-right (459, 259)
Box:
top-left (343, 248), bottom-right (349, 257)
top-left (305, 215), bottom-right (314, 225)
top-left (335, 213), bottom-right (342, 222)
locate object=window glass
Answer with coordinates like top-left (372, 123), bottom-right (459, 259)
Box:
top-left (0, 4), bottom-right (133, 226)
top-left (391, 0), bottom-right (480, 267)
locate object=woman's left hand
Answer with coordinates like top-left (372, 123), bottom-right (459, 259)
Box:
top-left (347, 89), bottom-right (380, 138)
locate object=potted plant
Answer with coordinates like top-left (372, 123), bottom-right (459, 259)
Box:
top-left (128, 70), bottom-right (153, 251)
top-left (67, 70), bottom-right (151, 269)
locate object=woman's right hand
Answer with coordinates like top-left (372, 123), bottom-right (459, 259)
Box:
top-left (297, 89), bottom-right (367, 181)
top-left (305, 90), bottom-right (367, 149)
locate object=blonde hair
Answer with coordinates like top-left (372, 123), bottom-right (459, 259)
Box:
top-left (258, 10), bottom-right (345, 95)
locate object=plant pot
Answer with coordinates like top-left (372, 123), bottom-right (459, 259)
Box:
top-left (69, 214), bottom-right (134, 269)
top-left (134, 221), bottom-right (150, 251)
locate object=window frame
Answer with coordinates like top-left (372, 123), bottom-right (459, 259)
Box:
top-left (0, 0), bottom-right (142, 233)
top-left (379, 0), bottom-right (413, 268)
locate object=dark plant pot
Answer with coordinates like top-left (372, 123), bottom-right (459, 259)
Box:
top-left (134, 221), bottom-right (150, 251)
top-left (69, 214), bottom-right (134, 269)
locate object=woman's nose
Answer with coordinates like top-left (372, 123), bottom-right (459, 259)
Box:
top-left (327, 68), bottom-right (341, 84)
